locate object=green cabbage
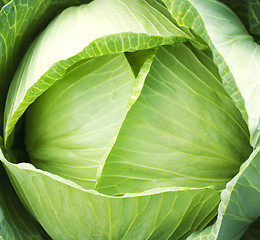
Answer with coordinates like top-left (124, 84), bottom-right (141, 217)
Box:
top-left (0, 0), bottom-right (260, 239)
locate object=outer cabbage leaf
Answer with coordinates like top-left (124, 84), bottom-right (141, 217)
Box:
top-left (0, 151), bottom-right (219, 240)
top-left (0, 155), bottom-right (50, 239)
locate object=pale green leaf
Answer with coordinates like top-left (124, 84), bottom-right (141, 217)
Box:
top-left (96, 43), bottom-right (251, 195)
top-left (96, 48), bottom-right (158, 181)
top-left (1, 152), bottom-right (220, 240)
top-left (25, 53), bottom-right (136, 189)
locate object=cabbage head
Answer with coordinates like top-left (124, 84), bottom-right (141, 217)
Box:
top-left (0, 0), bottom-right (260, 239)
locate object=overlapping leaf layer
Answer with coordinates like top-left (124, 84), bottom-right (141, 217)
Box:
top-left (0, 0), bottom-right (259, 239)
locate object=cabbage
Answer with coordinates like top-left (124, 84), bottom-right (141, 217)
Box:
top-left (0, 0), bottom-right (260, 239)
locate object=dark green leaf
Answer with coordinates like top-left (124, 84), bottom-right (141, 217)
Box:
top-left (219, 0), bottom-right (260, 41)
top-left (241, 217), bottom-right (260, 240)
